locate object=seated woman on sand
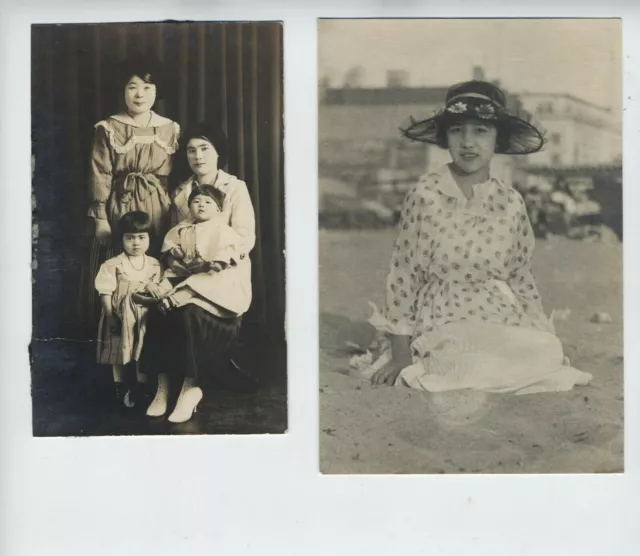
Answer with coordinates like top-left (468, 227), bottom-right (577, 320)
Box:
top-left (353, 80), bottom-right (593, 395)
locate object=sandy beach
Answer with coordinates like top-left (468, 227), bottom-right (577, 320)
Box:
top-left (319, 229), bottom-right (623, 474)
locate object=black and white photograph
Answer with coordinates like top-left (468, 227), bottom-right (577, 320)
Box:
top-left (30, 21), bottom-right (286, 436)
top-left (319, 19), bottom-right (623, 473)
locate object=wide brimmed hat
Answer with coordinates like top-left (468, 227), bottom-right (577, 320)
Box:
top-left (400, 80), bottom-right (546, 155)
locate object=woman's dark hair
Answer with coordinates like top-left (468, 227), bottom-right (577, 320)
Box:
top-left (117, 211), bottom-right (153, 243)
top-left (180, 121), bottom-right (230, 170)
top-left (188, 184), bottom-right (226, 212)
top-left (435, 119), bottom-right (511, 153)
top-left (116, 55), bottom-right (166, 99)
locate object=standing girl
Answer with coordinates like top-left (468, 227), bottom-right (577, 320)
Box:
top-left (84, 56), bottom-right (180, 328)
top-left (356, 80), bottom-right (593, 395)
top-left (95, 211), bottom-right (167, 407)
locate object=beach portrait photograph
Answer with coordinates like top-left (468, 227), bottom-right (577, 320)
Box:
top-left (30, 21), bottom-right (286, 436)
top-left (318, 18), bottom-right (623, 474)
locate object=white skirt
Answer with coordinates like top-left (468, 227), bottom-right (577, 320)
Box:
top-left (353, 318), bottom-right (592, 396)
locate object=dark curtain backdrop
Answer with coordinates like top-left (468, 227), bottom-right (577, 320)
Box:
top-left (31, 22), bottom-right (285, 341)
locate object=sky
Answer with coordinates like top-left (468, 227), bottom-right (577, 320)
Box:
top-left (318, 19), bottom-right (622, 112)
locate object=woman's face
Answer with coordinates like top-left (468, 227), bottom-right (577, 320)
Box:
top-left (124, 75), bottom-right (157, 116)
top-left (187, 138), bottom-right (219, 178)
top-left (446, 119), bottom-right (498, 178)
top-left (189, 194), bottom-right (219, 222)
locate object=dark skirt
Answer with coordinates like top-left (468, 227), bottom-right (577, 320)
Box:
top-left (140, 303), bottom-right (241, 382)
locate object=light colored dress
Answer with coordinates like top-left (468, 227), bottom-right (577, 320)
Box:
top-left (353, 165), bottom-right (592, 395)
top-left (95, 253), bottom-right (163, 365)
top-left (165, 171), bottom-right (256, 318)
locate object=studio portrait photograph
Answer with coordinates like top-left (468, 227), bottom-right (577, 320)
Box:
top-left (318, 18), bottom-right (623, 474)
top-left (30, 21), bottom-right (286, 436)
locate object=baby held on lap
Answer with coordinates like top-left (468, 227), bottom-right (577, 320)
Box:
top-left (160, 185), bottom-right (244, 312)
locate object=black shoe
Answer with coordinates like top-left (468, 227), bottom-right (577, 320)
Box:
top-left (132, 381), bottom-right (153, 412)
top-left (215, 359), bottom-right (260, 393)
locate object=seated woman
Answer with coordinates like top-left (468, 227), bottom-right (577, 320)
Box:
top-left (353, 80), bottom-right (593, 395)
top-left (141, 122), bottom-right (258, 423)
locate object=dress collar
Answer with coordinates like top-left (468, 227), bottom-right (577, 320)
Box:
top-left (192, 169), bottom-right (234, 189)
top-left (173, 170), bottom-right (236, 219)
top-left (110, 111), bottom-right (173, 128)
top-left (427, 163), bottom-right (505, 201)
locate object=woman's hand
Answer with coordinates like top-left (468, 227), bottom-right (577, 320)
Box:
top-left (94, 219), bottom-right (111, 242)
top-left (371, 334), bottom-right (413, 386)
top-left (210, 261), bottom-right (228, 273)
top-left (145, 282), bottom-right (163, 299)
top-left (371, 359), bottom-right (407, 386)
top-left (185, 258), bottom-right (212, 275)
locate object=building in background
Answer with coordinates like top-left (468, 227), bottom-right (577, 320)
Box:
top-left (319, 68), bottom-right (622, 233)
top-left (518, 93), bottom-right (622, 167)
top-left (319, 67), bottom-right (521, 198)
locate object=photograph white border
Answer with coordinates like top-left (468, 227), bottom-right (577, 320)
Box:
top-left (1, 1), bottom-right (638, 555)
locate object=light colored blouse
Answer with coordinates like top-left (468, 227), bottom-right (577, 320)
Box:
top-left (94, 253), bottom-right (163, 295)
top-left (170, 170), bottom-right (256, 263)
top-left (382, 164), bottom-right (553, 338)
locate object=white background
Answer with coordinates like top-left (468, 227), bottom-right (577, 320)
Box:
top-left (1, 1), bottom-right (639, 555)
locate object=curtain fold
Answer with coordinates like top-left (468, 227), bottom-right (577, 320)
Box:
top-left (31, 22), bottom-right (285, 340)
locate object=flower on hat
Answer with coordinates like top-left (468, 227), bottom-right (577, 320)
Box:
top-left (475, 103), bottom-right (497, 119)
top-left (446, 101), bottom-right (467, 114)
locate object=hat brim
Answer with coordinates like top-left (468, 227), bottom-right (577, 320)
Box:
top-left (400, 108), bottom-right (546, 155)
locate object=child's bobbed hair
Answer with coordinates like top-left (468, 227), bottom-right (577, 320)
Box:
top-left (117, 211), bottom-right (153, 243)
top-left (188, 184), bottom-right (226, 212)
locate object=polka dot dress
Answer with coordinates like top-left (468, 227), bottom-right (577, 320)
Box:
top-left (363, 165), bottom-right (593, 394)
top-left (384, 166), bottom-right (552, 337)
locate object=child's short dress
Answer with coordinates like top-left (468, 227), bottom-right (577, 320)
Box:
top-left (95, 253), bottom-right (163, 365)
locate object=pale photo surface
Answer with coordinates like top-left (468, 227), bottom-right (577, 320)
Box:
top-left (319, 18), bottom-right (622, 474)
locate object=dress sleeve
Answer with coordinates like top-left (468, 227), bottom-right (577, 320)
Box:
top-left (228, 181), bottom-right (256, 264)
top-left (507, 192), bottom-right (554, 333)
top-left (382, 184), bottom-right (424, 336)
top-left (88, 123), bottom-right (113, 220)
top-left (94, 261), bottom-right (118, 295)
top-left (161, 224), bottom-right (181, 254)
top-left (210, 224), bottom-right (245, 265)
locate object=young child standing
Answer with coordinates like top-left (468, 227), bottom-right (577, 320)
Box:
top-left (95, 211), bottom-right (166, 407)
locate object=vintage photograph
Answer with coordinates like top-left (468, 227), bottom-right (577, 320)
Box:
top-left (319, 19), bottom-right (623, 473)
top-left (31, 21), bottom-right (286, 435)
